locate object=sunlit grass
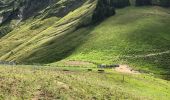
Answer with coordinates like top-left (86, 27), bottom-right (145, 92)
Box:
top-left (66, 6), bottom-right (170, 76)
top-left (0, 65), bottom-right (169, 99)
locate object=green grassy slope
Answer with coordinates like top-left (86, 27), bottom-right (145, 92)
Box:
top-left (0, 0), bottom-right (96, 37)
top-left (0, 65), bottom-right (169, 100)
top-left (61, 6), bottom-right (170, 77)
top-left (0, 3), bottom-right (170, 78)
top-left (0, 0), bottom-right (97, 63)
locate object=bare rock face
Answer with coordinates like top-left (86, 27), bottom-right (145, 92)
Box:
top-left (0, 0), bottom-right (87, 37)
top-left (20, 0), bottom-right (52, 19)
top-left (1, 0), bottom-right (168, 25)
top-left (0, 0), bottom-right (86, 24)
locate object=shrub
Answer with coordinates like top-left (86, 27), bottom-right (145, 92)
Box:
top-left (92, 0), bottom-right (116, 23)
top-left (135, 0), bottom-right (152, 6)
top-left (159, 0), bottom-right (170, 7)
top-left (110, 0), bottom-right (130, 8)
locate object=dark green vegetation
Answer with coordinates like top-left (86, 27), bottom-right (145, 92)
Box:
top-left (0, 0), bottom-right (170, 77)
top-left (92, 0), bottom-right (116, 23)
top-left (107, 0), bottom-right (130, 8)
top-left (135, 0), bottom-right (170, 7)
top-left (135, 0), bottom-right (152, 6)
top-left (152, 0), bottom-right (170, 7)
top-left (0, 0), bottom-right (170, 99)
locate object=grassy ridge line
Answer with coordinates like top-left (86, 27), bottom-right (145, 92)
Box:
top-left (0, 0), bottom-right (97, 63)
top-left (0, 17), bottom-right (60, 53)
top-left (0, 65), bottom-right (169, 99)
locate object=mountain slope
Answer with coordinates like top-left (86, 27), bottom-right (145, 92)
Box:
top-left (0, 65), bottom-right (169, 99)
top-left (0, 0), bottom-right (98, 62)
top-left (58, 6), bottom-right (170, 78)
top-left (0, 0), bottom-right (170, 79)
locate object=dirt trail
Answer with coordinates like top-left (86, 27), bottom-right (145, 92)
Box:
top-left (65, 61), bottom-right (140, 74)
top-left (125, 50), bottom-right (170, 58)
top-left (115, 65), bottom-right (140, 74)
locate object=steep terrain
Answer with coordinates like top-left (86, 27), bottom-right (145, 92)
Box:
top-left (0, 0), bottom-right (98, 62)
top-left (0, 0), bottom-right (170, 99)
top-left (0, 0), bottom-right (170, 79)
top-left (64, 6), bottom-right (170, 79)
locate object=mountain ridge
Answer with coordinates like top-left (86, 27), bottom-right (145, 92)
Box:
top-left (0, 0), bottom-right (170, 79)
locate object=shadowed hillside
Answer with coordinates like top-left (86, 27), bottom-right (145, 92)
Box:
top-left (0, 0), bottom-right (118, 63)
top-left (0, 0), bottom-right (170, 99)
top-left (0, 0), bottom-right (170, 79)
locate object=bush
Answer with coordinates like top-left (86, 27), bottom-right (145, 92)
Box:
top-left (152, 0), bottom-right (170, 7)
top-left (110, 0), bottom-right (130, 8)
top-left (159, 0), bottom-right (170, 7)
top-left (135, 0), bottom-right (152, 6)
top-left (92, 0), bottom-right (116, 23)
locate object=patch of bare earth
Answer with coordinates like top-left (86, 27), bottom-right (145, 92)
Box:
top-left (32, 82), bottom-right (70, 100)
top-left (32, 89), bottom-right (54, 100)
top-left (64, 60), bottom-right (92, 66)
top-left (32, 90), bottom-right (42, 100)
top-left (115, 65), bottom-right (140, 74)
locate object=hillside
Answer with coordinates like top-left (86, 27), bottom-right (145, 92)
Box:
top-left (0, 0), bottom-right (170, 78)
top-left (0, 65), bottom-right (169, 99)
top-left (0, 0), bottom-right (98, 61)
top-left (64, 6), bottom-right (170, 79)
top-left (0, 0), bottom-right (170, 99)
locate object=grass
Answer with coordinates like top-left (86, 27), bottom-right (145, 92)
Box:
top-left (0, 0), bottom-right (96, 63)
top-left (0, 1), bottom-right (170, 99)
top-left (1, 6), bottom-right (170, 78)
top-left (64, 6), bottom-right (170, 77)
top-left (0, 65), bottom-right (169, 100)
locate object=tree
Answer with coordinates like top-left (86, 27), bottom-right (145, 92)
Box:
top-left (135, 0), bottom-right (152, 6)
top-left (92, 0), bottom-right (116, 23)
top-left (111, 0), bottom-right (130, 8)
top-left (159, 0), bottom-right (170, 7)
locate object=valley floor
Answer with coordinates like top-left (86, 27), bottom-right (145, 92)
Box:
top-left (0, 65), bottom-right (169, 100)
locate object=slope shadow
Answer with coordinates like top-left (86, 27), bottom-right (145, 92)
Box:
top-left (23, 26), bottom-right (95, 64)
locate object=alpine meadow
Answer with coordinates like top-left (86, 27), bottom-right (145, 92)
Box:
top-left (0, 0), bottom-right (170, 100)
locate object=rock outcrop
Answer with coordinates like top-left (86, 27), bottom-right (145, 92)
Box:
top-left (92, 0), bottom-right (116, 23)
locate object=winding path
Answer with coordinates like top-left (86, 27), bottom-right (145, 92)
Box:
top-left (124, 50), bottom-right (170, 58)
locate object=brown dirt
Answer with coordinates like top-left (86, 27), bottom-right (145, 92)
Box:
top-left (114, 65), bottom-right (140, 74)
top-left (32, 90), bottom-right (42, 100)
